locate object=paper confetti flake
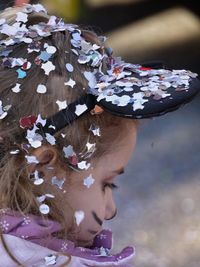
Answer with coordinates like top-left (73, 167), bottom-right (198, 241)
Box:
top-left (16, 12), bottom-right (28, 23)
top-left (83, 174), bottom-right (95, 188)
top-left (56, 100), bottom-right (67, 111)
top-left (41, 61), bottom-right (55, 75)
top-left (39, 204), bottom-right (50, 214)
top-left (75, 104), bottom-right (87, 116)
top-left (64, 78), bottom-right (76, 88)
top-left (37, 84), bottom-right (47, 94)
top-left (11, 83), bottom-right (21, 93)
top-left (66, 63), bottom-right (74, 72)
top-left (74, 211), bottom-right (85, 226)
top-left (45, 255), bottom-right (57, 265)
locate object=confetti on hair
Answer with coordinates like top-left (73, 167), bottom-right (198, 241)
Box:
top-left (63, 145), bottom-right (75, 158)
top-left (77, 161), bottom-right (91, 170)
top-left (16, 68), bottom-right (27, 79)
top-left (39, 204), bottom-right (50, 214)
top-left (64, 78), bottom-right (76, 88)
top-left (10, 149), bottom-right (20, 155)
top-left (25, 155), bottom-right (39, 164)
top-left (37, 84), bottom-right (47, 94)
top-left (51, 176), bottom-right (65, 189)
top-left (45, 133), bottom-right (56, 145)
top-left (56, 100), bottom-right (67, 111)
top-left (41, 61), bottom-right (55, 75)
top-left (74, 210), bottom-right (85, 226)
top-left (33, 170), bottom-right (44, 185)
top-left (0, 100), bottom-right (8, 120)
top-left (83, 174), bottom-right (95, 188)
top-left (66, 63), bottom-right (74, 72)
top-left (11, 83), bottom-right (21, 93)
top-left (89, 124), bottom-right (101, 136)
top-left (36, 114), bottom-right (47, 127)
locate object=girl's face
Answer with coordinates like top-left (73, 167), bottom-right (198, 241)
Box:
top-left (62, 124), bottom-right (137, 247)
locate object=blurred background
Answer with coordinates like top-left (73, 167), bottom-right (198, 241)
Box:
top-left (1, 0), bottom-right (200, 266)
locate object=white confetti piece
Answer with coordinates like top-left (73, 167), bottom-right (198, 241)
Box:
top-left (39, 204), bottom-right (50, 214)
top-left (37, 84), bottom-right (47, 94)
top-left (51, 176), bottom-right (65, 189)
top-left (10, 149), bottom-right (20, 155)
top-left (45, 255), bottom-right (57, 265)
top-left (16, 12), bottom-right (28, 23)
top-left (33, 170), bottom-right (44, 185)
top-left (36, 114), bottom-right (46, 127)
top-left (74, 211), bottom-right (85, 226)
top-left (77, 161), bottom-right (91, 170)
top-left (41, 61), bottom-right (55, 75)
top-left (25, 155), bottom-right (39, 164)
top-left (37, 195), bottom-right (46, 203)
top-left (84, 71), bottom-right (97, 88)
top-left (83, 174), bottom-right (95, 188)
top-left (63, 145), bottom-right (75, 158)
top-left (45, 45), bottom-right (57, 54)
top-left (56, 100), bottom-right (67, 111)
top-left (45, 133), bottom-right (56, 145)
top-left (89, 125), bottom-right (101, 136)
top-left (11, 83), bottom-right (21, 93)
top-left (30, 140), bottom-right (42, 148)
top-left (64, 78), bottom-right (76, 88)
top-left (75, 104), bottom-right (87, 116)
top-left (66, 63), bottom-right (74, 72)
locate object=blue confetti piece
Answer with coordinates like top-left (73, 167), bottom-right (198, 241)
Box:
top-left (16, 68), bottom-right (27, 79)
top-left (38, 51), bottom-right (52, 62)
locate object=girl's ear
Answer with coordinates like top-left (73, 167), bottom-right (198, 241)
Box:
top-left (27, 145), bottom-right (59, 177)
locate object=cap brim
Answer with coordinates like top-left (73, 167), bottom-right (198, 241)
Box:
top-left (95, 68), bottom-right (200, 119)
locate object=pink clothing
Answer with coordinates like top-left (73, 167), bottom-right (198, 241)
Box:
top-left (0, 209), bottom-right (135, 266)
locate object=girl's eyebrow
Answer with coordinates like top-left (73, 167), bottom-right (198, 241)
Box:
top-left (113, 168), bottom-right (125, 175)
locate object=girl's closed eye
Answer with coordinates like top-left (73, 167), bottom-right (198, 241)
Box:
top-left (102, 182), bottom-right (119, 192)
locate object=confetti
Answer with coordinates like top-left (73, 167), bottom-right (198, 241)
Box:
top-left (10, 149), bottom-right (20, 155)
top-left (83, 174), bottom-right (95, 188)
top-left (77, 161), bottom-right (91, 170)
top-left (36, 114), bottom-right (46, 127)
top-left (75, 104), bottom-right (87, 116)
top-left (74, 211), bottom-right (85, 226)
top-left (56, 100), bottom-right (67, 111)
top-left (11, 83), bottom-right (21, 93)
top-left (63, 145), bottom-right (75, 158)
top-left (19, 115), bottom-right (37, 129)
top-left (25, 155), bottom-right (39, 164)
top-left (37, 84), bottom-right (47, 94)
top-left (41, 61), bottom-right (55, 75)
top-left (16, 12), bottom-right (28, 23)
top-left (64, 78), bottom-right (76, 88)
top-left (39, 204), bottom-right (50, 214)
top-left (45, 255), bottom-right (57, 265)
top-left (66, 63), bottom-right (74, 72)
top-left (16, 68), bottom-right (27, 79)
top-left (89, 124), bottom-right (101, 136)
top-left (51, 176), bottom-right (65, 189)
top-left (45, 133), bottom-right (56, 145)
top-left (45, 45), bottom-right (57, 54)
top-left (33, 170), bottom-right (44, 185)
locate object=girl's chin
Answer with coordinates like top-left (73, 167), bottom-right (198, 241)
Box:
top-left (76, 238), bottom-right (94, 247)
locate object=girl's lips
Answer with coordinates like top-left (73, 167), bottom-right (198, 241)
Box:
top-left (88, 229), bottom-right (99, 235)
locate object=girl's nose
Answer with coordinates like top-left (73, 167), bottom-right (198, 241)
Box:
top-left (104, 192), bottom-right (117, 220)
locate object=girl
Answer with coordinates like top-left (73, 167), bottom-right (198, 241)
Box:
top-left (0, 3), bottom-right (199, 267)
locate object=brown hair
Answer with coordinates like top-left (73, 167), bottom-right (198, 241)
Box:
top-left (0, 6), bottom-right (139, 266)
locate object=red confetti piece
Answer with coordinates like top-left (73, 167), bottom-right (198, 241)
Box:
top-left (19, 115), bottom-right (37, 129)
top-left (69, 155), bottom-right (78, 166)
top-left (139, 67), bottom-right (152, 71)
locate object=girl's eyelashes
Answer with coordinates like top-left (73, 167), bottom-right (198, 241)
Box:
top-left (102, 182), bottom-right (119, 192)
